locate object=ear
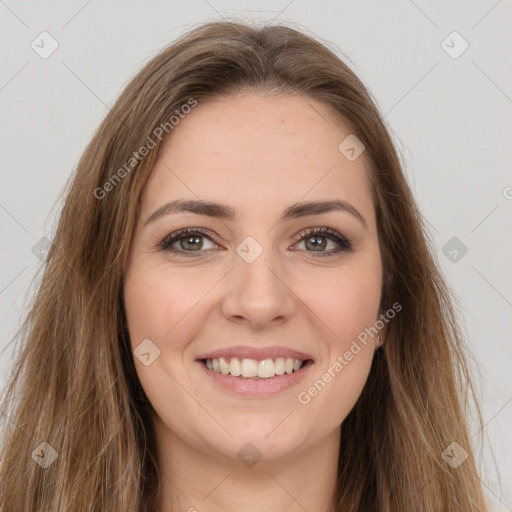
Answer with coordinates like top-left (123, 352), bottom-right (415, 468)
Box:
top-left (376, 327), bottom-right (386, 348)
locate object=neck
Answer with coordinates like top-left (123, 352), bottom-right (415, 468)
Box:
top-left (153, 414), bottom-right (340, 512)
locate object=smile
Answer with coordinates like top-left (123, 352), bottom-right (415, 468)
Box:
top-left (198, 357), bottom-right (314, 397)
top-left (204, 356), bottom-right (305, 379)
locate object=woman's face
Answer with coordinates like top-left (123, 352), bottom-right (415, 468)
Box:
top-left (123, 92), bottom-right (382, 462)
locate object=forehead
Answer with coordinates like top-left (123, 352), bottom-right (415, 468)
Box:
top-left (141, 92), bottom-right (373, 221)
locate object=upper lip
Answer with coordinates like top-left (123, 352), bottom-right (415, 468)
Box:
top-left (195, 345), bottom-right (314, 361)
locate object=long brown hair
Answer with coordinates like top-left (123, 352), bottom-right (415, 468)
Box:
top-left (0, 20), bottom-right (489, 511)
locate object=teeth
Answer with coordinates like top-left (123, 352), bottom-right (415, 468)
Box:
top-left (258, 359), bottom-right (275, 378)
top-left (229, 358), bottom-right (241, 376)
top-left (274, 357), bottom-right (285, 375)
top-left (219, 357), bottom-right (230, 375)
top-left (205, 357), bottom-right (305, 378)
top-left (241, 358), bottom-right (258, 377)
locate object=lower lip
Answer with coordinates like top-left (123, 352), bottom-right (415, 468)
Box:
top-left (197, 360), bottom-right (314, 397)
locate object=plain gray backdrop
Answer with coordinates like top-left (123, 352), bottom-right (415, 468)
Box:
top-left (1, 1), bottom-right (511, 509)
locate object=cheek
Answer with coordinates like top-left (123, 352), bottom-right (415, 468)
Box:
top-left (304, 259), bottom-right (382, 344)
top-left (293, 260), bottom-right (380, 423)
top-left (123, 261), bottom-right (215, 346)
top-left (123, 263), bottom-right (211, 435)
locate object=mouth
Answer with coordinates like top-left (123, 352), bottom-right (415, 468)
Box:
top-left (197, 356), bottom-right (314, 397)
top-left (200, 356), bottom-right (313, 379)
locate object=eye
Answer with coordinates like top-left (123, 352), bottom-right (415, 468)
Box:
top-left (156, 226), bottom-right (353, 258)
top-left (292, 227), bottom-right (353, 257)
top-left (156, 227), bottom-right (221, 256)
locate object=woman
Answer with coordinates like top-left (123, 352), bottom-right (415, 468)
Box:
top-left (0, 20), bottom-right (490, 511)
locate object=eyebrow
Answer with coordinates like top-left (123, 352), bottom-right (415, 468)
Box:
top-left (144, 198), bottom-right (367, 228)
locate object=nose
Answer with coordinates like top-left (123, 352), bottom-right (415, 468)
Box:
top-left (220, 246), bottom-right (296, 330)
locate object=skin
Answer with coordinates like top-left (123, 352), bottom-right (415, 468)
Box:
top-left (123, 92), bottom-right (383, 512)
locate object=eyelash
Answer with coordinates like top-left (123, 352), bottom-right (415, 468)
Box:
top-left (155, 226), bottom-right (353, 258)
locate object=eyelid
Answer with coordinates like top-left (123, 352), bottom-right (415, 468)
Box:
top-left (291, 226), bottom-right (354, 255)
top-left (292, 226), bottom-right (344, 242)
top-left (156, 225), bottom-right (353, 256)
top-left (156, 227), bottom-right (222, 251)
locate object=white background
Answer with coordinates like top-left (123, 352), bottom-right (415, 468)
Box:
top-left (1, 1), bottom-right (511, 509)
